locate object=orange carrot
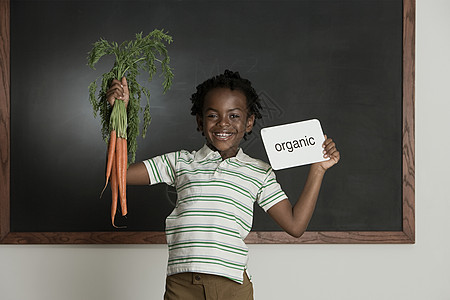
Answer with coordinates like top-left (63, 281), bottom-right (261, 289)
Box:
top-left (116, 137), bottom-right (127, 217)
top-left (122, 137), bottom-right (128, 216)
top-left (120, 138), bottom-right (128, 216)
top-left (110, 155), bottom-right (119, 228)
top-left (115, 137), bottom-right (123, 212)
top-left (100, 130), bottom-right (117, 198)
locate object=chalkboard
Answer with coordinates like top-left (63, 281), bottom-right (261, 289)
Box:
top-left (0, 0), bottom-right (415, 244)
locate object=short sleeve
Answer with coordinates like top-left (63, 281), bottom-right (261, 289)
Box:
top-left (143, 152), bottom-right (178, 186)
top-left (256, 169), bottom-right (287, 212)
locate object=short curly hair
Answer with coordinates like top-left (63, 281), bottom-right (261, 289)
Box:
top-left (190, 70), bottom-right (263, 139)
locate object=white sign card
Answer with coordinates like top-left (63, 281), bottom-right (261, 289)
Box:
top-left (260, 119), bottom-right (329, 170)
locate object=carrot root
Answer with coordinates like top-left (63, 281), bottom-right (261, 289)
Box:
top-left (111, 152), bottom-right (126, 229)
top-left (116, 137), bottom-right (127, 218)
top-left (117, 137), bottom-right (128, 216)
top-left (100, 130), bottom-right (117, 198)
top-left (110, 154), bottom-right (118, 228)
top-left (121, 137), bottom-right (128, 216)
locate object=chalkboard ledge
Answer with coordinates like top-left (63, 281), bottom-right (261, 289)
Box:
top-left (0, 230), bottom-right (414, 244)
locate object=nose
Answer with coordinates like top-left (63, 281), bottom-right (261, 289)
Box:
top-left (217, 115), bottom-right (229, 127)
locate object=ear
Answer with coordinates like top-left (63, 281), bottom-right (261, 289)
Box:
top-left (246, 114), bottom-right (255, 133)
top-left (196, 114), bottom-right (203, 132)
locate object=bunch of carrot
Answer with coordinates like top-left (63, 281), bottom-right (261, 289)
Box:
top-left (87, 31), bottom-right (174, 228)
top-left (101, 99), bottom-right (128, 227)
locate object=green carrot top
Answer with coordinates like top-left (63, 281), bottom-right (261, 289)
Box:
top-left (87, 30), bottom-right (174, 164)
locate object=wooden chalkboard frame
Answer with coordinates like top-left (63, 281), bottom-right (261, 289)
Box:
top-left (0, 0), bottom-right (415, 244)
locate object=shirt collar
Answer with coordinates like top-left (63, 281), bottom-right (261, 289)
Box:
top-left (194, 144), bottom-right (221, 162)
top-left (194, 144), bottom-right (254, 164)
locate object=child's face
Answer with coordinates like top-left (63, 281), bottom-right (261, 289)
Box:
top-left (197, 87), bottom-right (255, 160)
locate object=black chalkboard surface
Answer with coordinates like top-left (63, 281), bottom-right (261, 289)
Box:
top-left (1, 0), bottom-right (415, 244)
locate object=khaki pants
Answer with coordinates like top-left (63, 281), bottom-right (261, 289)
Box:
top-left (163, 271), bottom-right (253, 300)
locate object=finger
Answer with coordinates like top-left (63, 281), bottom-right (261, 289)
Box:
top-left (326, 145), bottom-right (336, 155)
top-left (111, 78), bottom-right (122, 85)
top-left (107, 81), bottom-right (126, 97)
top-left (108, 79), bottom-right (123, 92)
top-left (109, 81), bottom-right (124, 93)
top-left (119, 77), bottom-right (129, 103)
top-left (323, 136), bottom-right (336, 148)
top-left (106, 90), bottom-right (126, 107)
top-left (322, 135), bottom-right (328, 148)
top-left (324, 139), bottom-right (336, 152)
top-left (106, 91), bottom-right (123, 105)
top-left (324, 148), bottom-right (338, 159)
top-left (324, 141), bottom-right (336, 153)
top-left (121, 77), bottom-right (128, 89)
top-left (106, 87), bottom-right (124, 98)
top-left (323, 142), bottom-right (339, 156)
top-left (329, 149), bottom-right (340, 162)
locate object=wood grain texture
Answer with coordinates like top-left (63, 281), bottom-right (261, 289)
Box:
top-left (0, 230), bottom-right (413, 244)
top-left (0, 0), bottom-right (10, 242)
top-left (0, 231), bottom-right (167, 244)
top-left (245, 231), bottom-right (414, 244)
top-left (0, 0), bottom-right (415, 244)
top-left (402, 0), bottom-right (416, 243)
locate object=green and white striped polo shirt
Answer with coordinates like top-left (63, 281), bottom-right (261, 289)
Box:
top-left (143, 144), bottom-right (287, 284)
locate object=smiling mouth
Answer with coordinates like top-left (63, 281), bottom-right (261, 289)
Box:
top-left (213, 132), bottom-right (233, 140)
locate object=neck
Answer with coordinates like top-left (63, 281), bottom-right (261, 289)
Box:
top-left (206, 143), bottom-right (239, 160)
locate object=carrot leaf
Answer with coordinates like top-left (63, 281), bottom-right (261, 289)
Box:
top-left (87, 30), bottom-right (174, 163)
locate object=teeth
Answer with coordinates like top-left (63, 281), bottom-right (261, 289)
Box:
top-left (215, 132), bottom-right (232, 138)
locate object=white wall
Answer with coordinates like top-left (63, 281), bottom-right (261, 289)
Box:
top-left (1, 0), bottom-right (449, 299)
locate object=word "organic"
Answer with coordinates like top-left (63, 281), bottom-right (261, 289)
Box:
top-left (274, 136), bottom-right (315, 152)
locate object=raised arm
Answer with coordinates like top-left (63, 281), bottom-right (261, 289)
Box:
top-left (267, 136), bottom-right (340, 237)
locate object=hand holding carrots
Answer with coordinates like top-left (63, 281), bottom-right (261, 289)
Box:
top-left (88, 32), bottom-right (174, 228)
top-left (101, 77), bottom-right (130, 227)
top-left (106, 77), bottom-right (129, 107)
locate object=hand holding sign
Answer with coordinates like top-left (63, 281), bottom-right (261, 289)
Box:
top-left (318, 134), bottom-right (340, 171)
top-left (261, 119), bottom-right (339, 170)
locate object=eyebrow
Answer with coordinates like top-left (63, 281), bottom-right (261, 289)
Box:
top-left (204, 107), bottom-right (245, 113)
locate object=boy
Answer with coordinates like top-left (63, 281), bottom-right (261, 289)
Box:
top-left (106, 70), bottom-right (340, 299)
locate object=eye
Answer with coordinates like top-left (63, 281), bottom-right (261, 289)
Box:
top-left (207, 113), bottom-right (218, 118)
top-left (230, 114), bottom-right (240, 119)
